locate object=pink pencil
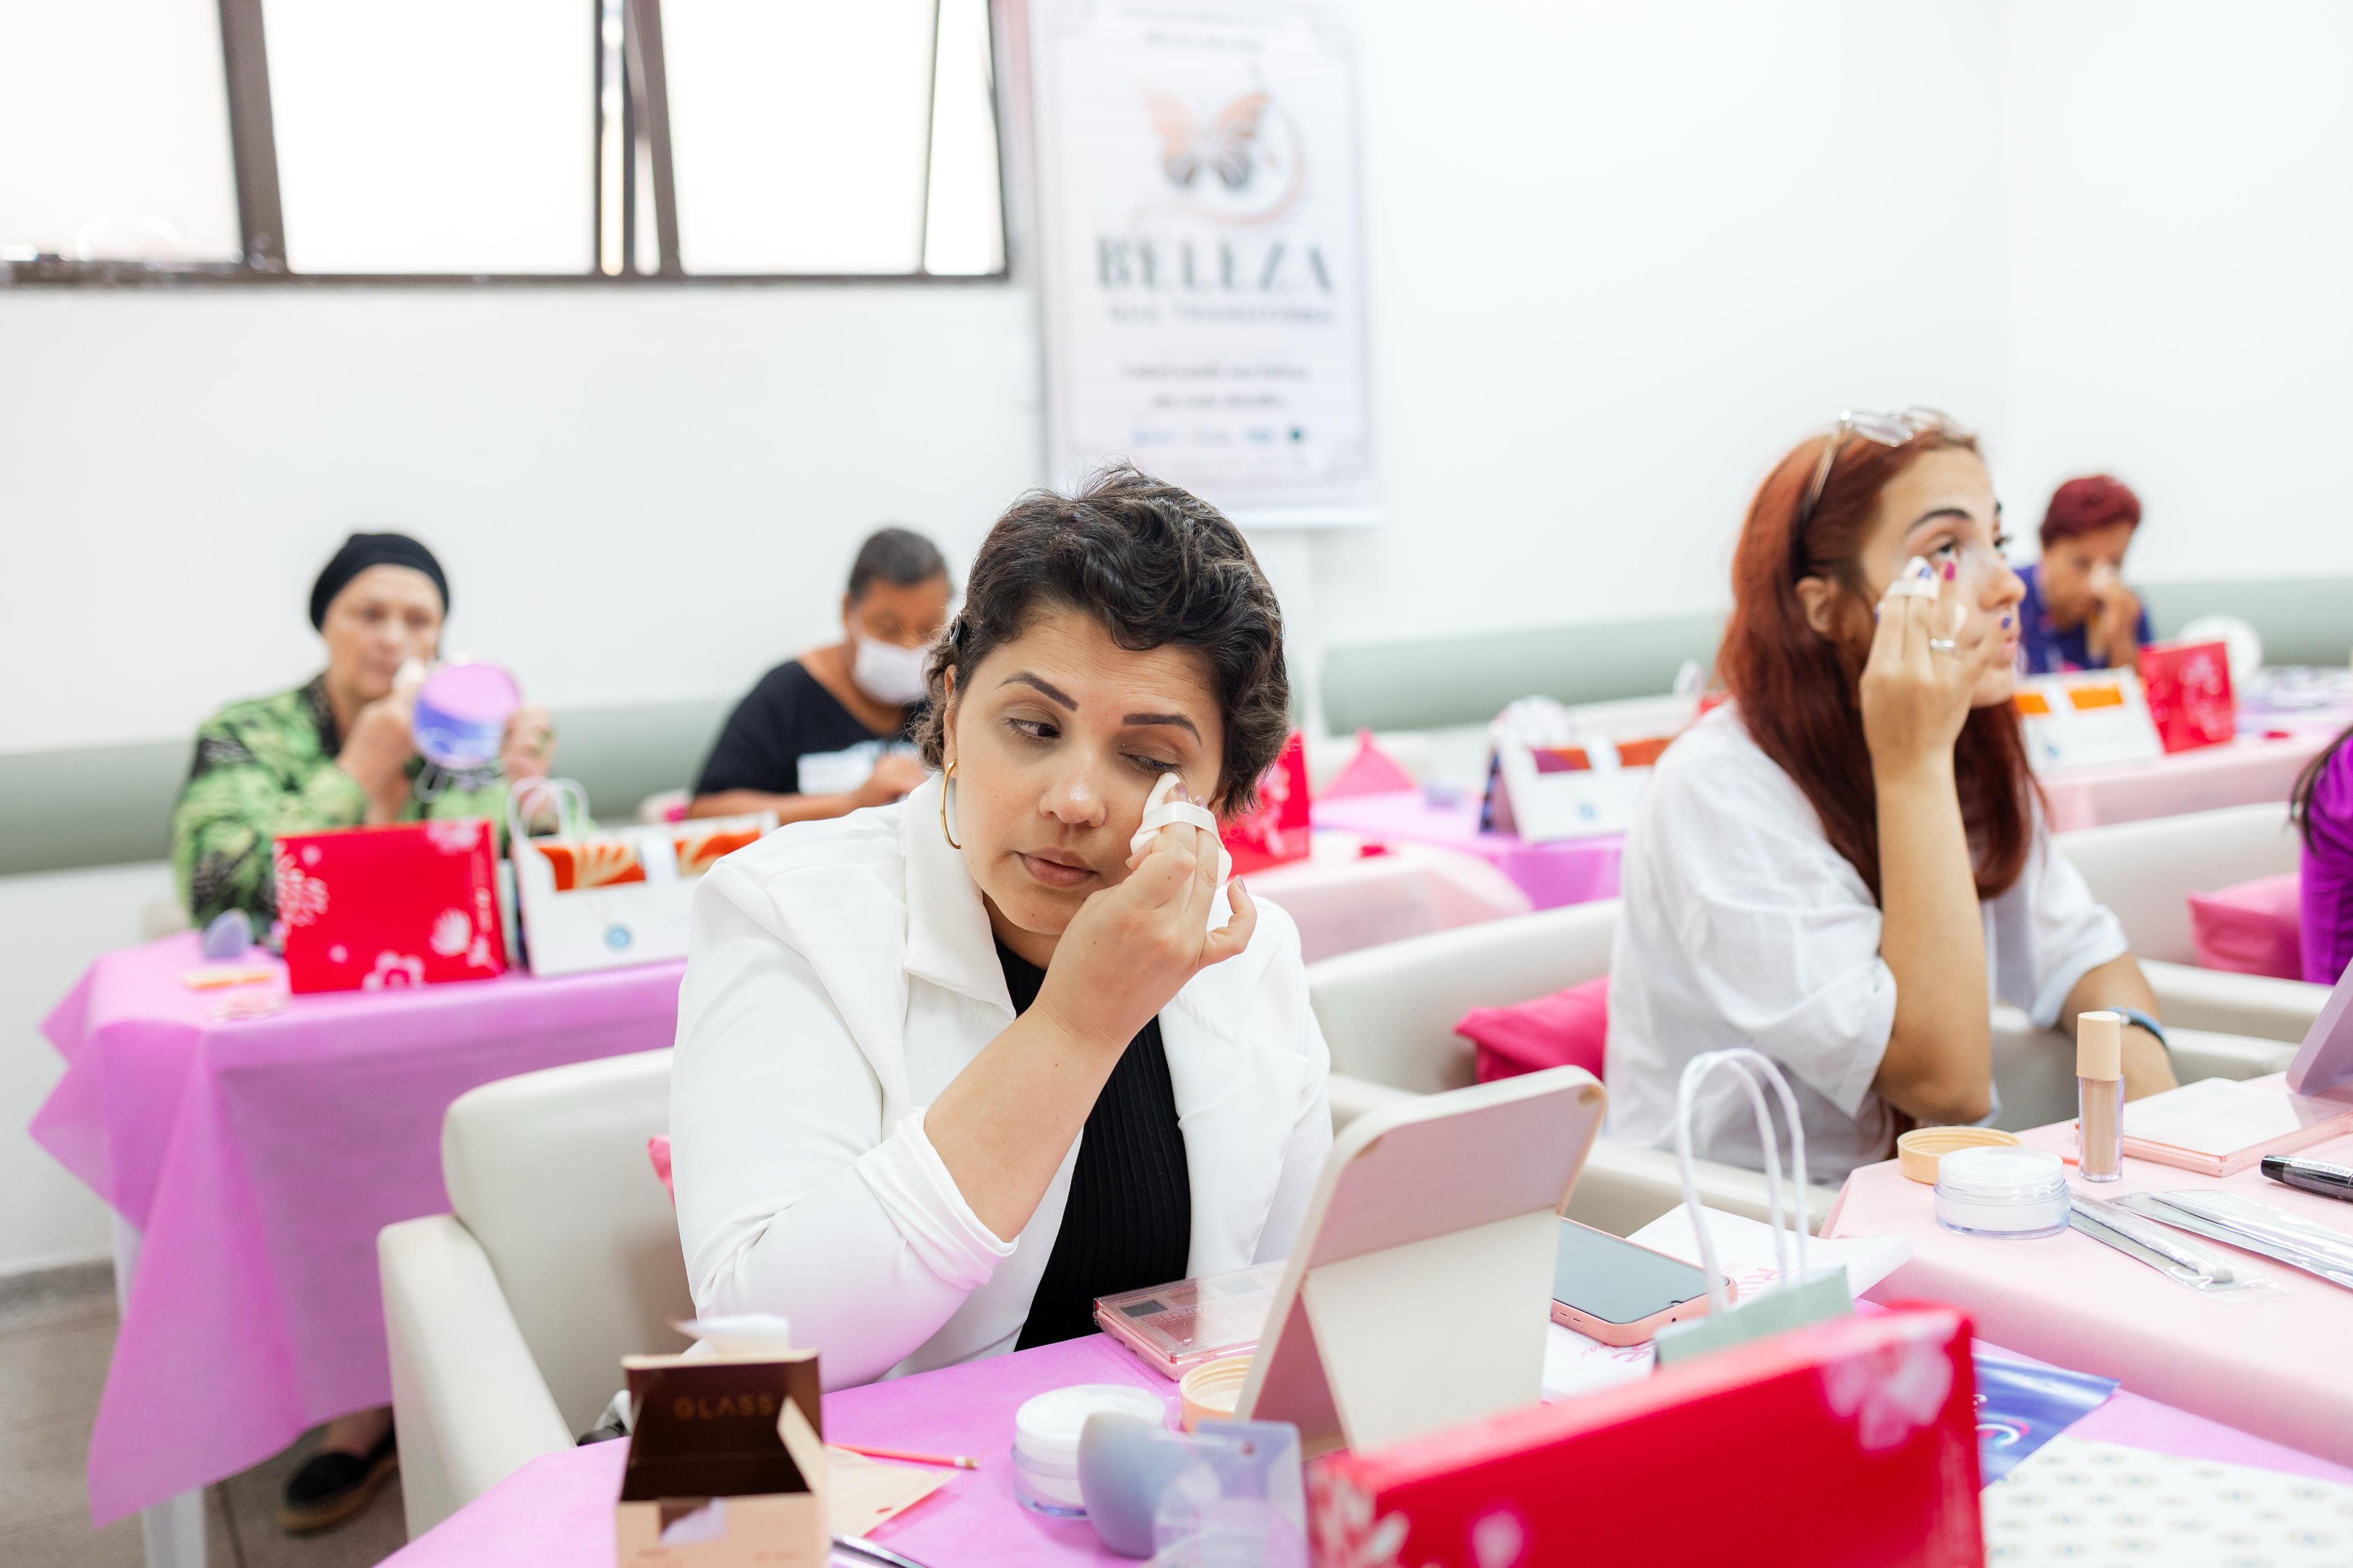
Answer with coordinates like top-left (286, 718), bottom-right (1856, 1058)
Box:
top-left (832, 1441), bottom-right (979, 1470)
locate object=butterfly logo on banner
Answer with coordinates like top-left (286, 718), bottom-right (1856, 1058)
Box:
top-left (1137, 86), bottom-right (1306, 226)
top-left (1148, 89), bottom-right (1269, 189)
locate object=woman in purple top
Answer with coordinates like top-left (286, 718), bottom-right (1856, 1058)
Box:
top-left (2293, 735), bottom-right (2353, 984)
top-left (2016, 476), bottom-right (2154, 676)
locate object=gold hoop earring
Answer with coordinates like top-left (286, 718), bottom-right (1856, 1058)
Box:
top-left (939, 761), bottom-right (961, 849)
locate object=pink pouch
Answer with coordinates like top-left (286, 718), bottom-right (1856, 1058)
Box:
top-left (2187, 872), bottom-right (2303, 980)
top-left (1458, 977), bottom-right (1609, 1083)
top-left (647, 1134), bottom-right (675, 1203)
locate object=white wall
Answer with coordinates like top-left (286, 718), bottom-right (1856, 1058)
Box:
top-left (0, 284), bottom-right (1044, 754)
top-left (2001, 0), bottom-right (2353, 577)
top-left (1315, 0), bottom-right (2010, 649)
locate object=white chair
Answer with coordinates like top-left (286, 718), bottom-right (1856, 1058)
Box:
top-left (1305, 899), bottom-right (2300, 1236)
top-left (381, 1050), bottom-right (688, 1540)
top-left (1306, 900), bottom-right (1831, 1238)
top-left (2055, 802), bottom-right (2327, 1043)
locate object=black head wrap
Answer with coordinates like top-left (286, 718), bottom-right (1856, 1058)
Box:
top-left (309, 533), bottom-right (449, 630)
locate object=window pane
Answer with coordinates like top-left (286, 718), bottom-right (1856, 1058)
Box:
top-left (924, 0), bottom-right (1003, 276)
top-left (0, 0), bottom-right (241, 261)
top-left (264, 0), bottom-right (594, 274)
top-left (663, 0), bottom-right (936, 274)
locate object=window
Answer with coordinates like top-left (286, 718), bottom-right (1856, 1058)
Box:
top-left (3, 0), bottom-right (1006, 282)
top-left (0, 0), bottom-right (242, 264)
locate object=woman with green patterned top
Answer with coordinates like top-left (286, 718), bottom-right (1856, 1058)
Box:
top-left (173, 532), bottom-right (555, 933)
top-left (170, 532), bottom-right (555, 1531)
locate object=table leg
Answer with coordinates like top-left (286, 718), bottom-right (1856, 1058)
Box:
top-left (111, 1215), bottom-right (209, 1568)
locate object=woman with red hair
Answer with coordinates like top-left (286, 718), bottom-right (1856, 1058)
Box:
top-left (2018, 474), bottom-right (2152, 675)
top-left (1606, 413), bottom-right (2175, 1180)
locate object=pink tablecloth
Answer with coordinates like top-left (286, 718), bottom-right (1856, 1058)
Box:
top-left (33, 934), bottom-right (687, 1526)
top-left (386, 1333), bottom-right (1159, 1568)
top-left (382, 1328), bottom-right (2351, 1568)
top-left (1311, 791), bottom-right (1622, 911)
top-left (1247, 832), bottom-right (1532, 964)
top-left (1824, 1087), bottom-right (2353, 1468)
top-left (2037, 730), bottom-right (2332, 832)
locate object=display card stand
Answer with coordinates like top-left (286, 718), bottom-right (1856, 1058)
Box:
top-left (2289, 954), bottom-right (2353, 1099)
top-left (1236, 1067), bottom-right (1606, 1458)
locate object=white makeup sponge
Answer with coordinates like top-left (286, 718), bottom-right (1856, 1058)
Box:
top-left (1881, 554), bottom-right (1940, 603)
top-left (1128, 773), bottom-right (1233, 884)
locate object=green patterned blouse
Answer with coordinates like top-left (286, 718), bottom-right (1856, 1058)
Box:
top-left (171, 675), bottom-right (512, 927)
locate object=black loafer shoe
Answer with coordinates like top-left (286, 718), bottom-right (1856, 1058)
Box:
top-left (277, 1429), bottom-right (398, 1534)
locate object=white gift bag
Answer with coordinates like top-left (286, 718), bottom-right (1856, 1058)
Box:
top-left (506, 778), bottom-right (776, 975)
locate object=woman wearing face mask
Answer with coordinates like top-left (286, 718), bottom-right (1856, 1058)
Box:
top-left (1605, 413), bottom-right (2176, 1183)
top-left (670, 468), bottom-right (1329, 1384)
top-left (172, 532), bottom-right (555, 932)
top-left (687, 528), bottom-right (952, 823)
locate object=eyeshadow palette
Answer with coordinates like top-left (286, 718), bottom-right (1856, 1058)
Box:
top-left (1092, 1262), bottom-right (1286, 1379)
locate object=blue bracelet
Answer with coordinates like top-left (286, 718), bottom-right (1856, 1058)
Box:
top-left (2117, 1007), bottom-right (2169, 1055)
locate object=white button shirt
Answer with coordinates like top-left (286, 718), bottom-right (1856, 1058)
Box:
top-left (1605, 706), bottom-right (2128, 1184)
top-left (670, 774), bottom-right (1333, 1389)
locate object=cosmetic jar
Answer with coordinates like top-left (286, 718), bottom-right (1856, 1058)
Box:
top-left (1897, 1126), bottom-right (2022, 1185)
top-left (1178, 1355), bottom-right (1252, 1432)
top-left (1933, 1146), bottom-right (2071, 1238)
top-left (1011, 1384), bottom-right (1167, 1517)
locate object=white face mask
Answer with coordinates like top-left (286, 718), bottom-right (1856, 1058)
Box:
top-left (851, 635), bottom-right (930, 706)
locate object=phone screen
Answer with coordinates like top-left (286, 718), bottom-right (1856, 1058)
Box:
top-left (1552, 1218), bottom-right (1713, 1324)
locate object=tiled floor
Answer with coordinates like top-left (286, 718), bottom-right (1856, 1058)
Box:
top-left (0, 1265), bottom-right (410, 1568)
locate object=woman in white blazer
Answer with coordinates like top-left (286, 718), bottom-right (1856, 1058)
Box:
top-left (671, 467), bottom-right (1332, 1388)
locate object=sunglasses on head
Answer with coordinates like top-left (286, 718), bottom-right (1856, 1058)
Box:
top-left (1789, 407), bottom-right (1967, 577)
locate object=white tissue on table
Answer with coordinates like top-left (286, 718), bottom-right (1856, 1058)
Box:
top-left (671, 1313), bottom-right (796, 1357)
top-left (1540, 1207), bottom-right (1914, 1400)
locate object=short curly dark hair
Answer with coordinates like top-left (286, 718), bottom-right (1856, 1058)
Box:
top-left (917, 466), bottom-right (1290, 818)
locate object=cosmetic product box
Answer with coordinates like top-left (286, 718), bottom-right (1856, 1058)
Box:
top-left (614, 1351), bottom-right (828, 1568)
top-left (1308, 1305), bottom-right (1983, 1568)
top-left (273, 819), bottom-right (505, 994)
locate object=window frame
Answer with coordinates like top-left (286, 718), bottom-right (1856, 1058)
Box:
top-left (5, 0), bottom-right (1010, 287)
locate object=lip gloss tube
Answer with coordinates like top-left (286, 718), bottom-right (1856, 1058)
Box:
top-left (2077, 1010), bottom-right (2124, 1182)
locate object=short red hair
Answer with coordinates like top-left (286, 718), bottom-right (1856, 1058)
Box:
top-left (2041, 475), bottom-right (2141, 547)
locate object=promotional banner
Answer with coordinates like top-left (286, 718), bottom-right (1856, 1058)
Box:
top-left (1032, 1), bottom-right (1377, 526)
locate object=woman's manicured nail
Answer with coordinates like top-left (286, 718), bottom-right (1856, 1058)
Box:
top-left (1942, 561), bottom-right (1956, 581)
top-left (1168, 777), bottom-right (1192, 804)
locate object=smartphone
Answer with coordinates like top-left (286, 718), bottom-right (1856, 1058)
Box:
top-left (1550, 1217), bottom-right (1732, 1346)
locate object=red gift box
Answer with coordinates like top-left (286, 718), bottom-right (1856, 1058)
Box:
top-left (274, 819), bottom-right (507, 994)
top-left (2138, 638), bottom-right (2235, 753)
top-left (1308, 1306), bottom-right (1981, 1568)
top-left (1221, 729), bottom-right (1312, 876)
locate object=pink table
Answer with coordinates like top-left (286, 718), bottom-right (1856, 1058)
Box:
top-left (33, 934), bottom-right (686, 1526)
top-left (1311, 791), bottom-right (1622, 911)
top-left (2037, 730), bottom-right (2332, 832)
top-left (382, 1328), bottom-right (2351, 1568)
top-left (1248, 832), bottom-right (1532, 964)
top-left (386, 1334), bottom-right (1158, 1568)
top-left (1824, 1086), bottom-right (2353, 1468)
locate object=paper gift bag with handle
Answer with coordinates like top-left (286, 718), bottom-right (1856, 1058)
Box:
top-left (1652, 1047), bottom-right (1852, 1366)
top-left (507, 777), bottom-right (775, 975)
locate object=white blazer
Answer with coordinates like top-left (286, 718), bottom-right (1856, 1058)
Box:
top-left (670, 774), bottom-right (1333, 1389)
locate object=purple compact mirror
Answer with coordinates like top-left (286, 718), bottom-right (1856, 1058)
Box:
top-left (412, 659), bottom-right (520, 771)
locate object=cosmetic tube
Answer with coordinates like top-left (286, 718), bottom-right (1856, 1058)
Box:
top-left (2077, 1010), bottom-right (2124, 1182)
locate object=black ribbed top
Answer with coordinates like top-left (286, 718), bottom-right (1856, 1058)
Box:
top-left (997, 939), bottom-right (1192, 1350)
